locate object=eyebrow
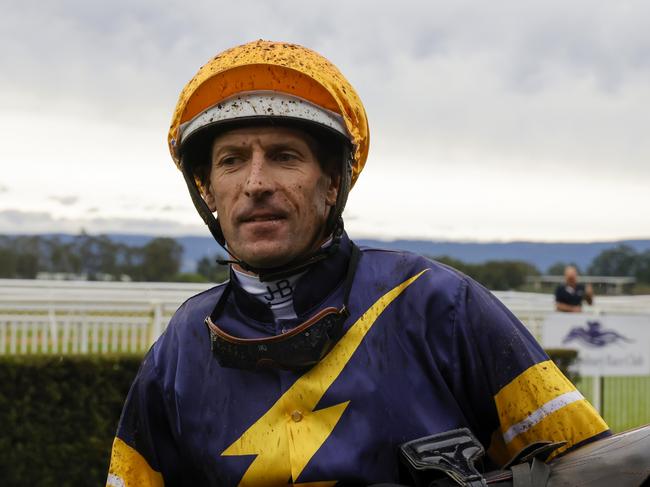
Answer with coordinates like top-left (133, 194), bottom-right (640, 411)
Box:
top-left (212, 141), bottom-right (307, 158)
top-left (212, 144), bottom-right (246, 154)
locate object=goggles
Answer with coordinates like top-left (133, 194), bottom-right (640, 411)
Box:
top-left (205, 244), bottom-right (360, 370)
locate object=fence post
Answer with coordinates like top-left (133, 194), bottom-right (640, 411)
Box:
top-left (10, 322), bottom-right (16, 354)
top-left (0, 322), bottom-right (5, 355)
top-left (20, 322), bottom-right (27, 354)
top-left (592, 374), bottom-right (602, 414)
top-left (62, 319), bottom-right (70, 354)
top-left (48, 306), bottom-right (58, 353)
top-left (80, 314), bottom-right (88, 354)
top-left (151, 300), bottom-right (164, 346)
top-left (591, 308), bottom-right (604, 416)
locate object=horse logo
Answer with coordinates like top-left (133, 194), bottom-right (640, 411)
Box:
top-left (563, 320), bottom-right (633, 348)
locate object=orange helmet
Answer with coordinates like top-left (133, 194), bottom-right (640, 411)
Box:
top-left (169, 39), bottom-right (369, 186)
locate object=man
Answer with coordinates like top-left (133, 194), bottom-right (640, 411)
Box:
top-left (555, 265), bottom-right (594, 312)
top-left (107, 40), bottom-right (608, 486)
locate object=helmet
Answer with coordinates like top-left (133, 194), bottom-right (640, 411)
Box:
top-left (168, 40), bottom-right (369, 277)
top-left (169, 40), bottom-right (369, 184)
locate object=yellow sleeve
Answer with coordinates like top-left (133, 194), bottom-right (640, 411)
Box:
top-left (106, 437), bottom-right (164, 487)
top-left (487, 360), bottom-right (609, 465)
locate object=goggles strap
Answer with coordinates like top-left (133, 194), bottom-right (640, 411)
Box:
top-left (205, 243), bottom-right (360, 370)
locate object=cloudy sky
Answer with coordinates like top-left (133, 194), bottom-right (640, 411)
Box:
top-left (1, 0), bottom-right (649, 242)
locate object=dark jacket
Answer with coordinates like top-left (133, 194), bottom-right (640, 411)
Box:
top-left (107, 235), bottom-right (609, 486)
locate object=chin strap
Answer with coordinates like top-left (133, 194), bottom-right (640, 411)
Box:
top-left (215, 222), bottom-right (344, 281)
top-left (180, 159), bottom-right (227, 247)
top-left (180, 156), bottom-right (347, 282)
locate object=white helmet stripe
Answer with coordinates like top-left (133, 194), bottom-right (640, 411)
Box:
top-left (178, 91), bottom-right (349, 145)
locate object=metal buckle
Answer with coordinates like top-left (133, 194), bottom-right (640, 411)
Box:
top-left (400, 428), bottom-right (488, 487)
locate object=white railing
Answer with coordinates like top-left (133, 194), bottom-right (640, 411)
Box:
top-left (0, 279), bottom-right (215, 355)
top-left (2, 279), bottom-right (650, 355)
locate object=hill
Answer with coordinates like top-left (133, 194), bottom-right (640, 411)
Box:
top-left (94, 234), bottom-right (650, 273)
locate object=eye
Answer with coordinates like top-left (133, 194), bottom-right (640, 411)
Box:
top-left (217, 155), bottom-right (242, 167)
top-left (273, 151), bottom-right (299, 163)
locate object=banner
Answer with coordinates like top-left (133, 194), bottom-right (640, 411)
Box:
top-left (542, 313), bottom-right (650, 376)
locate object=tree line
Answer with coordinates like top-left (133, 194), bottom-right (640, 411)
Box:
top-left (0, 233), bottom-right (228, 283)
top-left (584, 245), bottom-right (650, 283)
top-left (434, 244), bottom-right (650, 290)
top-left (1, 234), bottom-right (649, 289)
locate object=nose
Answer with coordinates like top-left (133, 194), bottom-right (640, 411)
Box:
top-left (243, 149), bottom-right (275, 199)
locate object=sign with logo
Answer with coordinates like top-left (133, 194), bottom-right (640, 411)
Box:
top-left (542, 313), bottom-right (650, 376)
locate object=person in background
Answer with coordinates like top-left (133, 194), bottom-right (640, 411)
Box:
top-left (555, 265), bottom-right (594, 312)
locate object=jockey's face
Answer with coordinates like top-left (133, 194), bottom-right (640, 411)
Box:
top-left (202, 126), bottom-right (339, 269)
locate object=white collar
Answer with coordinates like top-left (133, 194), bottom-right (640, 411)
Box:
top-left (232, 267), bottom-right (306, 321)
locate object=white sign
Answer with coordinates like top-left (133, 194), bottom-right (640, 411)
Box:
top-left (542, 313), bottom-right (650, 376)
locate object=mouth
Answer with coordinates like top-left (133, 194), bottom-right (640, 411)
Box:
top-left (243, 215), bottom-right (284, 222)
top-left (238, 210), bottom-right (288, 225)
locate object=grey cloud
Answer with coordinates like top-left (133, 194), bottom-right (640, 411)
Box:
top-left (0, 209), bottom-right (206, 236)
top-left (143, 204), bottom-right (186, 211)
top-left (6, 1), bottom-right (648, 106)
top-left (4, 2), bottom-right (648, 120)
top-left (49, 195), bottom-right (79, 206)
top-left (87, 215), bottom-right (205, 236)
top-left (0, 210), bottom-right (66, 234)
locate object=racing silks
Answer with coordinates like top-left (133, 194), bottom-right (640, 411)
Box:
top-left (107, 234), bottom-right (609, 486)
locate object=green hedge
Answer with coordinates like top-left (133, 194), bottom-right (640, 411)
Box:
top-left (0, 354), bottom-right (143, 487)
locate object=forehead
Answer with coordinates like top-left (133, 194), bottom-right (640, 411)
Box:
top-left (211, 125), bottom-right (318, 151)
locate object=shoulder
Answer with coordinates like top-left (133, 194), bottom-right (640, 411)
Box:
top-left (356, 241), bottom-right (465, 282)
top-left (365, 247), bottom-right (537, 350)
top-left (354, 242), bottom-right (484, 321)
top-left (356, 243), bottom-right (469, 298)
top-left (354, 244), bottom-right (545, 375)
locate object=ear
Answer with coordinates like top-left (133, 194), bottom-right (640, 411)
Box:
top-left (325, 173), bottom-right (340, 207)
top-left (202, 184), bottom-right (218, 212)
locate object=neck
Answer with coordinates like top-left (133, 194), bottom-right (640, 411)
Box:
top-left (230, 234), bottom-right (336, 281)
top-left (227, 231), bottom-right (352, 322)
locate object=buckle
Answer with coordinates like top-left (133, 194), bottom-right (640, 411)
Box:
top-left (400, 428), bottom-right (488, 487)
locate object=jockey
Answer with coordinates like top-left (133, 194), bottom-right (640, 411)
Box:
top-left (107, 40), bottom-right (609, 486)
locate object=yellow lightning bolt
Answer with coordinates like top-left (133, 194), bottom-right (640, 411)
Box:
top-left (222, 269), bottom-right (428, 486)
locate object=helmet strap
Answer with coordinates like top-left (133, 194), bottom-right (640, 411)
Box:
top-left (325, 144), bottom-right (353, 233)
top-left (180, 159), bottom-right (227, 247)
